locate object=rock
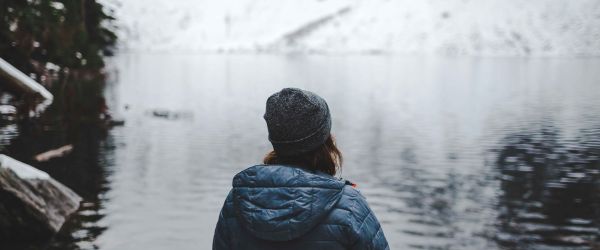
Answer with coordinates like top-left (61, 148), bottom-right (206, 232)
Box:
top-left (0, 154), bottom-right (81, 242)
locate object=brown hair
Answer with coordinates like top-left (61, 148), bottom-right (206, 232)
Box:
top-left (263, 135), bottom-right (343, 176)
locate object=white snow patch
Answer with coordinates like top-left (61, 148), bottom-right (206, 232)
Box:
top-left (0, 154), bottom-right (50, 180)
top-left (101, 0), bottom-right (359, 51)
top-left (0, 57), bottom-right (53, 101)
top-left (50, 1), bottom-right (65, 10)
top-left (9, 22), bottom-right (17, 32)
top-left (102, 0), bottom-right (600, 56)
top-left (45, 62), bottom-right (60, 71)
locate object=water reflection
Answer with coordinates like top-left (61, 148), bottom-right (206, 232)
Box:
top-left (1, 54), bottom-right (600, 249)
top-left (3, 76), bottom-right (113, 250)
top-left (495, 126), bottom-right (600, 248)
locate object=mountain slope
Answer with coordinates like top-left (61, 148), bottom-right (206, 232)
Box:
top-left (102, 0), bottom-right (600, 56)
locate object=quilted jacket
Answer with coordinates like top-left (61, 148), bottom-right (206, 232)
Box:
top-left (213, 164), bottom-right (389, 250)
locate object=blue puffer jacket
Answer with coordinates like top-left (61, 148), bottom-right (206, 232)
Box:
top-left (213, 165), bottom-right (389, 250)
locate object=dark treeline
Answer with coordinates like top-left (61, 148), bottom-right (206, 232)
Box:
top-left (0, 2), bottom-right (118, 248)
top-left (0, 0), bottom-right (117, 126)
top-left (0, 0), bottom-right (116, 83)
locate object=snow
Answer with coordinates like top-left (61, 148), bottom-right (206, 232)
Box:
top-left (45, 62), bottom-right (60, 71)
top-left (0, 58), bottom-right (53, 100)
top-left (50, 1), bottom-right (65, 11)
top-left (0, 154), bottom-right (50, 180)
top-left (101, 0), bottom-right (600, 56)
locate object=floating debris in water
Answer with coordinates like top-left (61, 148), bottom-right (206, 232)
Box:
top-left (108, 119), bottom-right (125, 126)
top-left (34, 144), bottom-right (74, 162)
top-left (147, 109), bottom-right (193, 120)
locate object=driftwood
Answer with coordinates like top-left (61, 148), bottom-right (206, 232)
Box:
top-left (34, 144), bottom-right (74, 162)
top-left (0, 154), bottom-right (81, 242)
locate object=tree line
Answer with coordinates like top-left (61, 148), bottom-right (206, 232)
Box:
top-left (0, 0), bottom-right (117, 80)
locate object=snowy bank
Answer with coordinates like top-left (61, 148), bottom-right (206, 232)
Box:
top-left (103, 0), bottom-right (600, 56)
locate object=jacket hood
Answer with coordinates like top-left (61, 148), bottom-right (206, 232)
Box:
top-left (232, 165), bottom-right (345, 241)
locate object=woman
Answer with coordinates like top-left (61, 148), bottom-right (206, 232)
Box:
top-left (213, 88), bottom-right (389, 250)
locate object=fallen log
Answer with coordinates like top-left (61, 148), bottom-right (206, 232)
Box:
top-left (0, 58), bottom-right (53, 101)
top-left (0, 154), bottom-right (81, 242)
top-left (34, 144), bottom-right (74, 162)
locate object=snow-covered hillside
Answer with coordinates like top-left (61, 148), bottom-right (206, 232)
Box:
top-left (101, 0), bottom-right (600, 56)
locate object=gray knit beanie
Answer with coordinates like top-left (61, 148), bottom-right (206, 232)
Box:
top-left (264, 88), bottom-right (331, 156)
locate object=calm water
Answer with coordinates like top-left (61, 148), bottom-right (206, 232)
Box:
top-left (3, 54), bottom-right (600, 249)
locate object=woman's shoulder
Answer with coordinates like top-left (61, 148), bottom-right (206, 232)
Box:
top-left (326, 182), bottom-right (372, 225)
top-left (339, 184), bottom-right (370, 212)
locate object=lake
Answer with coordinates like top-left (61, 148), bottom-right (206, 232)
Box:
top-left (4, 54), bottom-right (600, 249)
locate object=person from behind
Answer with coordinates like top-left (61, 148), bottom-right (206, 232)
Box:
top-left (213, 87), bottom-right (389, 250)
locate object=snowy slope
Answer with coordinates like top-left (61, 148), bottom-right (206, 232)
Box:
top-left (101, 0), bottom-right (600, 56)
